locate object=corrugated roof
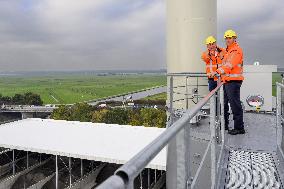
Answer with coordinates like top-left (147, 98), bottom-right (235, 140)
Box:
top-left (0, 118), bottom-right (166, 170)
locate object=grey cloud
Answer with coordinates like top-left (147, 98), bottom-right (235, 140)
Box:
top-left (0, 0), bottom-right (166, 71)
top-left (218, 0), bottom-right (284, 67)
top-left (0, 0), bottom-right (283, 72)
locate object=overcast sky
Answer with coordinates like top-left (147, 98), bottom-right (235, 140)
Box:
top-left (0, 0), bottom-right (283, 72)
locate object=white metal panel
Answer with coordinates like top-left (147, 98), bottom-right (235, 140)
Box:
top-left (241, 65), bottom-right (277, 111)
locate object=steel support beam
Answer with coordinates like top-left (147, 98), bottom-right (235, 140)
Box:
top-left (69, 157), bottom-right (72, 187)
top-left (12, 150), bottom-right (15, 175)
top-left (56, 155), bottom-right (58, 189)
top-left (81, 159), bottom-right (83, 178)
top-left (147, 169), bottom-right (150, 189)
top-left (210, 95), bottom-right (217, 188)
top-left (27, 151), bottom-right (29, 168)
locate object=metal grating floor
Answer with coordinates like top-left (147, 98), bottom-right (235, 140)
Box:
top-left (226, 150), bottom-right (283, 189)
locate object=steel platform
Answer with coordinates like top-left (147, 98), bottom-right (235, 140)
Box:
top-left (220, 113), bottom-right (284, 189)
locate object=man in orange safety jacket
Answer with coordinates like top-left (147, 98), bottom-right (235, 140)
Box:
top-left (216, 29), bottom-right (245, 135)
top-left (201, 36), bottom-right (225, 91)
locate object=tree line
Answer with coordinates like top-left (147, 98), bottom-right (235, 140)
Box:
top-left (51, 103), bottom-right (167, 128)
top-left (0, 92), bottom-right (43, 106)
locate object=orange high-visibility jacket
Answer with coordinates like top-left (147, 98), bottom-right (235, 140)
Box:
top-left (201, 47), bottom-right (225, 81)
top-left (217, 42), bottom-right (244, 81)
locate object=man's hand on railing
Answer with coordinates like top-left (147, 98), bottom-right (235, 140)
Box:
top-left (214, 72), bottom-right (220, 78)
top-left (207, 72), bottom-right (218, 78)
top-left (213, 72), bottom-right (225, 84)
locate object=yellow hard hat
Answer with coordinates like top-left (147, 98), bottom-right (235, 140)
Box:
top-left (224, 29), bottom-right (237, 38)
top-left (205, 36), bottom-right (216, 45)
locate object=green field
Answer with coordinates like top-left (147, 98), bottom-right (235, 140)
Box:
top-left (0, 74), bottom-right (166, 104)
top-left (0, 73), bottom-right (281, 104)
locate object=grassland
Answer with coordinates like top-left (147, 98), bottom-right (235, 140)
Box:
top-left (0, 74), bottom-right (166, 104)
top-left (0, 72), bottom-right (281, 104)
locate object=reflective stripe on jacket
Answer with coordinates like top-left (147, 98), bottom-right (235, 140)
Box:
top-left (217, 42), bottom-right (244, 81)
top-left (201, 47), bottom-right (225, 81)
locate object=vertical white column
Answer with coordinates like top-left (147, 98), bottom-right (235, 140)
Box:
top-left (166, 0), bottom-right (217, 188)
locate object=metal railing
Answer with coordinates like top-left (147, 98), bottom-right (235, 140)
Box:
top-left (97, 74), bottom-right (225, 189)
top-left (167, 73), bottom-right (208, 110)
top-left (276, 82), bottom-right (284, 164)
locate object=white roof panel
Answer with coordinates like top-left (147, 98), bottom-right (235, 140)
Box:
top-left (0, 119), bottom-right (166, 170)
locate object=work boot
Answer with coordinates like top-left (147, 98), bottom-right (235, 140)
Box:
top-left (228, 129), bottom-right (245, 135)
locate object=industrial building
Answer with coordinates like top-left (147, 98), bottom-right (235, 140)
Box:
top-left (0, 0), bottom-right (284, 188)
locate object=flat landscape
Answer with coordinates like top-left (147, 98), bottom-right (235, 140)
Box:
top-left (0, 74), bottom-right (166, 104)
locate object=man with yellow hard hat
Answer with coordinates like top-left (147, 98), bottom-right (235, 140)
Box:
top-left (216, 29), bottom-right (245, 135)
top-left (201, 36), bottom-right (225, 91)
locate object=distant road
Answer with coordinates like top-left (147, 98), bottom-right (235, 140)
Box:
top-left (88, 86), bottom-right (167, 105)
top-left (0, 106), bottom-right (56, 113)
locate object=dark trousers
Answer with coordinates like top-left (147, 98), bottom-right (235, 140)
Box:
top-left (224, 81), bottom-right (244, 130)
top-left (208, 78), bottom-right (217, 92)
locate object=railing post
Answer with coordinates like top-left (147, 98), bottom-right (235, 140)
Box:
top-left (12, 149), bottom-right (15, 175)
top-left (277, 84), bottom-right (282, 147)
top-left (27, 151), bottom-right (29, 168)
top-left (282, 91), bottom-right (284, 153)
top-left (166, 121), bottom-right (191, 189)
top-left (215, 77), bottom-right (222, 144)
top-left (81, 159), bottom-right (84, 178)
top-left (169, 76), bottom-right (174, 127)
top-left (140, 172), bottom-right (143, 189)
top-left (69, 157), bottom-right (72, 187)
top-left (148, 169), bottom-right (150, 189)
top-left (55, 155), bottom-right (58, 189)
top-left (220, 84), bottom-right (225, 144)
top-left (210, 94), bottom-right (217, 189)
top-left (186, 76), bottom-right (189, 110)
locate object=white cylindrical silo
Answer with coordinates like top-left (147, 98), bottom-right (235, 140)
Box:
top-left (167, 0), bottom-right (217, 73)
top-left (166, 0), bottom-right (217, 188)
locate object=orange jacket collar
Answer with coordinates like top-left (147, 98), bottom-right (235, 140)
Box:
top-left (226, 42), bottom-right (238, 51)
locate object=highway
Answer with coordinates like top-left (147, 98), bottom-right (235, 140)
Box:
top-left (87, 86), bottom-right (166, 105)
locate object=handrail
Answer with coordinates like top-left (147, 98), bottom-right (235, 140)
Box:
top-left (276, 82), bottom-right (284, 176)
top-left (277, 82), bottom-right (284, 88)
top-left (97, 82), bottom-right (224, 189)
top-left (167, 73), bottom-right (207, 78)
